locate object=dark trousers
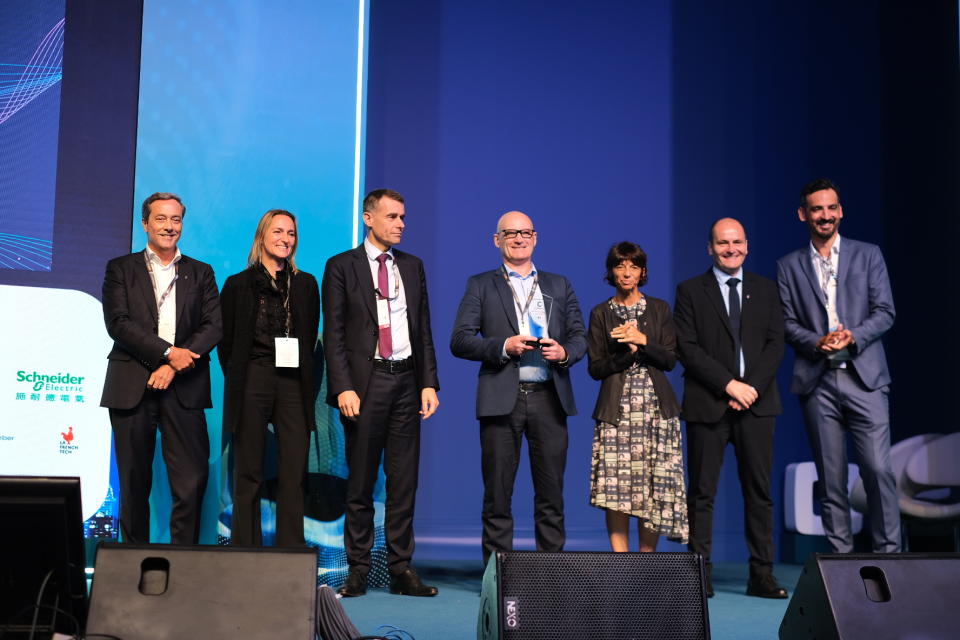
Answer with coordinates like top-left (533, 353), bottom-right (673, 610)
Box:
top-left (231, 360), bottom-right (309, 547)
top-left (686, 410), bottom-right (775, 577)
top-left (109, 391), bottom-right (210, 544)
top-left (479, 384), bottom-right (568, 565)
top-left (801, 368), bottom-right (899, 553)
top-left (342, 368), bottom-right (420, 575)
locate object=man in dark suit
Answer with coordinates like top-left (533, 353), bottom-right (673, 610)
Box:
top-left (450, 210), bottom-right (587, 566)
top-left (777, 178), bottom-right (899, 554)
top-left (100, 192), bottom-right (222, 545)
top-left (674, 217), bottom-right (787, 599)
top-left (322, 189), bottom-right (440, 598)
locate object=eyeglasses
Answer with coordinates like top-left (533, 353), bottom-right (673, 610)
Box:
top-left (499, 229), bottom-right (535, 239)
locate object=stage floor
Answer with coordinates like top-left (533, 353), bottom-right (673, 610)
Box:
top-left (340, 561), bottom-right (803, 639)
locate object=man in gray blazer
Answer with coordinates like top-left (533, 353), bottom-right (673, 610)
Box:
top-left (451, 211), bottom-right (587, 565)
top-left (777, 178), bottom-right (900, 554)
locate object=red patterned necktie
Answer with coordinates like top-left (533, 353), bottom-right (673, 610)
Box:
top-left (376, 253), bottom-right (393, 359)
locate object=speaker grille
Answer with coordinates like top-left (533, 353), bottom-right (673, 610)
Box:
top-left (489, 551), bottom-right (708, 640)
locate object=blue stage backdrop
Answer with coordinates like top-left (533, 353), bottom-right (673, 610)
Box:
top-left (365, 0), bottom-right (680, 558)
top-left (134, 0), bottom-right (368, 546)
top-left (364, 0), bottom-right (960, 564)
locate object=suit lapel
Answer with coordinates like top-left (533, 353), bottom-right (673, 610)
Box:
top-left (396, 251), bottom-right (418, 319)
top-left (134, 252), bottom-right (160, 324)
top-left (741, 272), bottom-right (763, 328)
top-left (350, 246), bottom-right (378, 325)
top-left (798, 249), bottom-right (826, 310)
top-left (493, 269), bottom-right (520, 334)
top-left (539, 272), bottom-right (561, 340)
top-left (701, 270), bottom-right (733, 338)
top-left (834, 239), bottom-right (850, 320)
top-left (175, 257), bottom-right (189, 329)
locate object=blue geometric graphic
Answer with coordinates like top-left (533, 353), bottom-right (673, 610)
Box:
top-left (0, 232), bottom-right (53, 270)
top-left (0, 18), bottom-right (63, 125)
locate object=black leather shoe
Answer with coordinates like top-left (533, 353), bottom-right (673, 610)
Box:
top-left (390, 568), bottom-right (438, 597)
top-left (746, 574), bottom-right (788, 599)
top-left (338, 568), bottom-right (367, 597)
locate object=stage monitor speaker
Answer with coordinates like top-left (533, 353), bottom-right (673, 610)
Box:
top-left (86, 543), bottom-right (317, 640)
top-left (779, 552), bottom-right (960, 639)
top-left (478, 551), bottom-right (710, 640)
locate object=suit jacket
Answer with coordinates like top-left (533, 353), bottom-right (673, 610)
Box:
top-left (322, 245), bottom-right (439, 406)
top-left (100, 251), bottom-right (222, 410)
top-left (674, 269), bottom-right (784, 423)
top-left (587, 295), bottom-right (681, 424)
top-left (776, 238), bottom-right (894, 396)
top-left (450, 268), bottom-right (587, 418)
top-left (217, 266), bottom-right (320, 433)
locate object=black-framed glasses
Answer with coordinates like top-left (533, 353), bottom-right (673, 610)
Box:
top-left (500, 229), bottom-right (535, 239)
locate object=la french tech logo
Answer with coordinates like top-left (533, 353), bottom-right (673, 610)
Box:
top-left (59, 426), bottom-right (78, 455)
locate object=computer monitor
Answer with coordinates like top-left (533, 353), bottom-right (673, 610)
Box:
top-left (0, 476), bottom-right (88, 638)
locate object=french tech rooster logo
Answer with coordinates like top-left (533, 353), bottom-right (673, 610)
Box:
top-left (59, 426), bottom-right (78, 454)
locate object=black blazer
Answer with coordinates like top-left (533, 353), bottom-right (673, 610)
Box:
top-left (587, 295), bottom-right (681, 423)
top-left (100, 252), bottom-right (222, 410)
top-left (217, 266), bottom-right (320, 434)
top-left (450, 268), bottom-right (587, 418)
top-left (673, 269), bottom-right (784, 423)
top-left (321, 245), bottom-right (439, 406)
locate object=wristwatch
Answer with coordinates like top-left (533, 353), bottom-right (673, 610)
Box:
top-left (163, 347), bottom-right (172, 360)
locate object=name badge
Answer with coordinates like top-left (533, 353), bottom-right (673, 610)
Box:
top-left (275, 337), bottom-right (299, 368)
top-left (377, 298), bottom-right (391, 327)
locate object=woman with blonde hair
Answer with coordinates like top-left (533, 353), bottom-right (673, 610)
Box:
top-left (218, 209), bottom-right (319, 546)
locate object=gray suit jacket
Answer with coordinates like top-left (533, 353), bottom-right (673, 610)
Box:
top-left (776, 238), bottom-right (894, 396)
top-left (450, 268), bottom-right (587, 418)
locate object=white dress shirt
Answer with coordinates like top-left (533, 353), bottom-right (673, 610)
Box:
top-left (145, 246), bottom-right (181, 345)
top-left (809, 234), bottom-right (849, 365)
top-left (364, 238), bottom-right (412, 361)
top-left (712, 265), bottom-right (745, 377)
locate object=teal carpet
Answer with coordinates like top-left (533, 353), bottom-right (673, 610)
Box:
top-left (339, 561), bottom-right (802, 639)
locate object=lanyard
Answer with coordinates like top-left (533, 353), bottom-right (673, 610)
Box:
top-left (143, 250), bottom-right (178, 312)
top-left (375, 258), bottom-right (401, 302)
top-left (501, 265), bottom-right (539, 322)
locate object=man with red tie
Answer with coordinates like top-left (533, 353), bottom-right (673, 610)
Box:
top-left (322, 189), bottom-right (441, 598)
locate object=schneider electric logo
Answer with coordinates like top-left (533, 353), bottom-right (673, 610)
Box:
top-left (17, 370), bottom-right (85, 392)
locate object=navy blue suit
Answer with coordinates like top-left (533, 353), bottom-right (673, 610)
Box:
top-left (451, 268), bottom-right (586, 562)
top-left (777, 237), bottom-right (900, 552)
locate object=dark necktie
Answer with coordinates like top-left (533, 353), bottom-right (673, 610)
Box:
top-left (376, 254), bottom-right (393, 359)
top-left (727, 277), bottom-right (741, 376)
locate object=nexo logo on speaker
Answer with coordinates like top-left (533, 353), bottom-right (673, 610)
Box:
top-left (504, 597), bottom-right (520, 629)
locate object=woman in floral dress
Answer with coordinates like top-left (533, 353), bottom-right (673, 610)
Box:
top-left (587, 241), bottom-right (688, 551)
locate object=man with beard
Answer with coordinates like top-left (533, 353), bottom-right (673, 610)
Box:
top-left (777, 178), bottom-right (900, 554)
top-left (674, 218), bottom-right (787, 599)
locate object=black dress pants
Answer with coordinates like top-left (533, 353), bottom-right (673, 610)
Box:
top-left (479, 384), bottom-right (568, 565)
top-left (109, 390), bottom-right (210, 544)
top-left (231, 360), bottom-right (309, 546)
top-left (342, 368), bottom-right (420, 575)
top-left (686, 409), bottom-right (775, 577)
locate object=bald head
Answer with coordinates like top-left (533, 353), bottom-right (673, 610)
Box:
top-left (708, 217), bottom-right (747, 244)
top-left (497, 211), bottom-right (534, 233)
top-left (708, 217), bottom-right (749, 275)
top-left (494, 210), bottom-right (537, 272)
